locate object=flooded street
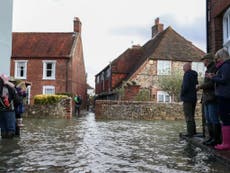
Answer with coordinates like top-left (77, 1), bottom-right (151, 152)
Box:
top-left (0, 112), bottom-right (229, 173)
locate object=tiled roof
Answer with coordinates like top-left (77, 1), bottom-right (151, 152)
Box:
top-left (111, 46), bottom-right (143, 74)
top-left (126, 26), bottom-right (205, 80)
top-left (12, 32), bottom-right (77, 58)
top-left (143, 26), bottom-right (205, 61)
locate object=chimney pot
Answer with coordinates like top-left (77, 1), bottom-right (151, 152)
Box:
top-left (151, 17), bottom-right (164, 38)
top-left (74, 17), bottom-right (82, 33)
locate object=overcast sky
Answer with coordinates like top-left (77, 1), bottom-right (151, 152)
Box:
top-left (12, 0), bottom-right (206, 87)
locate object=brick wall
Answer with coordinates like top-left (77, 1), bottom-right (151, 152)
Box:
top-left (123, 85), bottom-right (140, 100)
top-left (24, 97), bottom-right (72, 118)
top-left (130, 60), bottom-right (186, 101)
top-left (11, 58), bottom-right (68, 103)
top-left (208, 0), bottom-right (230, 53)
top-left (70, 35), bottom-right (87, 107)
top-left (95, 100), bottom-right (202, 120)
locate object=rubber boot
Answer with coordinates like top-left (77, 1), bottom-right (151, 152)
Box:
top-left (215, 126), bottom-right (230, 150)
top-left (203, 124), bottom-right (214, 145)
top-left (15, 124), bottom-right (20, 137)
top-left (213, 124), bottom-right (222, 145)
top-left (6, 131), bottom-right (15, 139)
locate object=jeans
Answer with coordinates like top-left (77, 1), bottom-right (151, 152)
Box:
top-left (0, 111), bottom-right (16, 133)
top-left (217, 97), bottom-right (230, 125)
top-left (204, 103), bottom-right (219, 124)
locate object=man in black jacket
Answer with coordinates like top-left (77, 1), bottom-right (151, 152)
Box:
top-left (197, 53), bottom-right (221, 146)
top-left (180, 63), bottom-right (198, 137)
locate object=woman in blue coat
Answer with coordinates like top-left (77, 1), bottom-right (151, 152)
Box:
top-left (207, 48), bottom-right (230, 150)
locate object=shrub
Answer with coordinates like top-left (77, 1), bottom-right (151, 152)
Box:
top-left (134, 89), bottom-right (151, 101)
top-left (34, 94), bottom-right (69, 104)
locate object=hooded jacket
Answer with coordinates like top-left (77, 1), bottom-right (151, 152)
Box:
top-left (199, 61), bottom-right (217, 103)
top-left (212, 59), bottom-right (230, 98)
top-left (180, 69), bottom-right (198, 103)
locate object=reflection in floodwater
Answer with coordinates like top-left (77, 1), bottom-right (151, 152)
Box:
top-left (0, 112), bottom-right (229, 173)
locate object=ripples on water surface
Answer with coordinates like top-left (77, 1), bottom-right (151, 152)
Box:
top-left (0, 112), bottom-right (229, 173)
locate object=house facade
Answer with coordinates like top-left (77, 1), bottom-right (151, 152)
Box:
top-left (96, 18), bottom-right (205, 102)
top-left (207, 0), bottom-right (230, 53)
top-left (10, 17), bottom-right (87, 104)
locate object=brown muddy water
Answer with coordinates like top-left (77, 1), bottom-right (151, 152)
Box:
top-left (0, 112), bottom-right (229, 173)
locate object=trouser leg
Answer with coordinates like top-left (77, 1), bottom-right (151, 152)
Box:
top-left (183, 102), bottom-right (196, 137)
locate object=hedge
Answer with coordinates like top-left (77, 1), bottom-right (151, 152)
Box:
top-left (34, 94), bottom-right (69, 105)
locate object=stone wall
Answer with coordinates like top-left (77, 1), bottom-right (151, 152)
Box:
top-left (95, 100), bottom-right (202, 120)
top-left (23, 98), bottom-right (72, 118)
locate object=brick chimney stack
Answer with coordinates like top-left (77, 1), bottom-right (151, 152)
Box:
top-left (151, 17), bottom-right (164, 38)
top-left (74, 17), bottom-right (82, 33)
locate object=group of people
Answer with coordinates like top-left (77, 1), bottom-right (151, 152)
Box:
top-left (0, 75), bottom-right (26, 139)
top-left (181, 47), bottom-right (230, 150)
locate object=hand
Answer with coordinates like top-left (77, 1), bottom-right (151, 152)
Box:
top-left (205, 73), bottom-right (215, 79)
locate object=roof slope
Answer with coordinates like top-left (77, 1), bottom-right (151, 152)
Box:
top-left (111, 46), bottom-right (143, 74)
top-left (12, 32), bottom-right (77, 58)
top-left (126, 26), bottom-right (205, 80)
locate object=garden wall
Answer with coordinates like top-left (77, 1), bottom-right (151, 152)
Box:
top-left (23, 98), bottom-right (72, 118)
top-left (95, 100), bottom-right (202, 120)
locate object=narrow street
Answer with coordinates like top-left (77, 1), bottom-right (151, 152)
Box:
top-left (0, 112), bottom-right (229, 173)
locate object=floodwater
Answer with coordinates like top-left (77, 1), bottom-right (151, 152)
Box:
top-left (0, 112), bottom-right (229, 173)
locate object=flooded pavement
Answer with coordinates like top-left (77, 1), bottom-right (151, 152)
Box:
top-left (0, 112), bottom-right (229, 173)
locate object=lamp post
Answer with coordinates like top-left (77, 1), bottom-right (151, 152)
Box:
top-left (0, 0), bottom-right (14, 76)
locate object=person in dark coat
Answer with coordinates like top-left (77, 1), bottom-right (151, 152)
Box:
top-left (206, 48), bottom-right (230, 150)
top-left (197, 53), bottom-right (221, 146)
top-left (74, 94), bottom-right (82, 116)
top-left (180, 62), bottom-right (198, 137)
top-left (0, 75), bottom-right (19, 139)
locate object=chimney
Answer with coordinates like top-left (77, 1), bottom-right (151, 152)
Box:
top-left (74, 17), bottom-right (82, 33)
top-left (151, 17), bottom-right (164, 38)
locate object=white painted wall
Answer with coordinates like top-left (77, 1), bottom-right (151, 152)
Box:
top-left (0, 0), bottom-right (13, 76)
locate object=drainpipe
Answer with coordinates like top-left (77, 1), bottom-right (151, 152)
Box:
top-left (206, 0), bottom-right (210, 52)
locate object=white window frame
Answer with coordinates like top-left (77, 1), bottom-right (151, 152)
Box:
top-left (157, 91), bottom-right (171, 103)
top-left (192, 62), bottom-right (206, 77)
top-left (26, 85), bottom-right (31, 104)
top-left (43, 60), bottom-right (56, 80)
top-left (223, 7), bottom-right (230, 53)
top-left (14, 60), bottom-right (28, 79)
top-left (43, 85), bottom-right (55, 95)
top-left (157, 60), bottom-right (171, 75)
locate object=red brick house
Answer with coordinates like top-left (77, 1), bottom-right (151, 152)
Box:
top-left (10, 17), bottom-right (87, 104)
top-left (206, 0), bottom-right (230, 53)
top-left (95, 18), bottom-right (205, 102)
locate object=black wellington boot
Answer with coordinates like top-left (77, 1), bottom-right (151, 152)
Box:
top-left (203, 124), bottom-right (214, 145)
top-left (213, 123), bottom-right (222, 145)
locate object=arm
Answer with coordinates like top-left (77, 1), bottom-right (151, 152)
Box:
top-left (212, 65), bottom-right (230, 84)
top-left (181, 73), bottom-right (190, 95)
top-left (199, 79), bottom-right (214, 90)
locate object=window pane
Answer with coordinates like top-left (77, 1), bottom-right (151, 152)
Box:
top-left (158, 60), bottom-right (171, 75)
top-left (44, 62), bottom-right (54, 78)
top-left (44, 87), bottom-right (55, 94)
top-left (47, 70), bottom-right (52, 77)
top-left (158, 95), bottom-right (164, 102)
top-left (16, 62), bottom-right (26, 78)
top-left (165, 95), bottom-right (170, 102)
top-left (46, 63), bottom-right (52, 70)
